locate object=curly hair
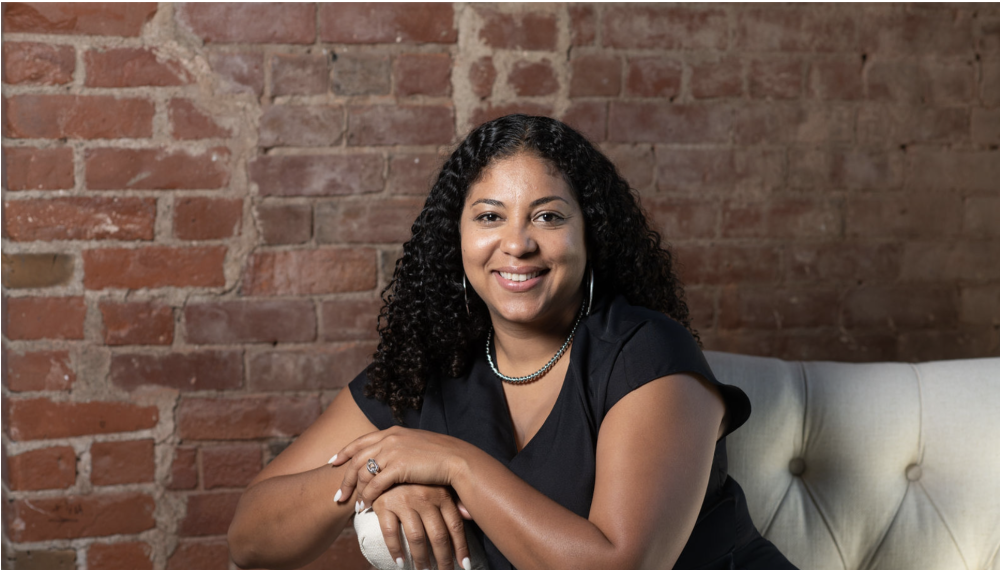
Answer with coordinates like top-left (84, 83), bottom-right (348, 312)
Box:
top-left (365, 114), bottom-right (695, 422)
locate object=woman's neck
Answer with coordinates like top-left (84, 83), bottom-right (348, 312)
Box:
top-left (490, 295), bottom-right (584, 379)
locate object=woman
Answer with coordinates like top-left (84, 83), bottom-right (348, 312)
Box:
top-left (228, 115), bottom-right (795, 570)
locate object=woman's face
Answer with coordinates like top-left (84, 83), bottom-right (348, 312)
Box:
top-left (460, 152), bottom-right (587, 330)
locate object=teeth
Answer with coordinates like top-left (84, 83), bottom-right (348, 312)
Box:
top-left (499, 271), bottom-right (540, 282)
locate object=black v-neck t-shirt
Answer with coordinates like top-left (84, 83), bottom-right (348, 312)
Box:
top-left (349, 295), bottom-right (795, 570)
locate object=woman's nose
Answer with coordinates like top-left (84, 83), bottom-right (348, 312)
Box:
top-left (500, 223), bottom-right (537, 257)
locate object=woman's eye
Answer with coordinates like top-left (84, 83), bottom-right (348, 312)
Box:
top-left (477, 212), bottom-right (500, 223)
top-left (537, 212), bottom-right (564, 223)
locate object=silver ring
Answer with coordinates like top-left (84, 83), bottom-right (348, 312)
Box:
top-left (366, 458), bottom-right (380, 476)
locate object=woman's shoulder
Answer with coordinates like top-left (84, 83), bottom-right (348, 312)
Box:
top-left (587, 294), bottom-right (699, 351)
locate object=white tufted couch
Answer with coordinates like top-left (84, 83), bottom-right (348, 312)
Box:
top-left (708, 352), bottom-right (1000, 570)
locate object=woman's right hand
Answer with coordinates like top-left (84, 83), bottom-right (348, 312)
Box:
top-left (369, 484), bottom-right (471, 570)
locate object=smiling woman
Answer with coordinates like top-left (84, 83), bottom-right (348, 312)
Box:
top-left (227, 115), bottom-right (797, 570)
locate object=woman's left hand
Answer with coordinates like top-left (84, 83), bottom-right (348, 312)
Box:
top-left (329, 426), bottom-right (471, 507)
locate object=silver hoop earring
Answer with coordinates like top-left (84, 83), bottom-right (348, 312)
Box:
top-left (586, 268), bottom-right (594, 316)
top-left (463, 275), bottom-right (470, 315)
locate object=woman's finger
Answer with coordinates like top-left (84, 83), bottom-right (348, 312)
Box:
top-left (421, 505), bottom-right (457, 570)
top-left (440, 498), bottom-right (470, 570)
top-left (337, 447), bottom-right (381, 503)
top-left (360, 462), bottom-right (400, 506)
top-left (330, 426), bottom-right (401, 467)
top-left (374, 507), bottom-right (407, 570)
top-left (398, 509), bottom-right (430, 570)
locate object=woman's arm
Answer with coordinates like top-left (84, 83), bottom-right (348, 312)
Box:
top-left (335, 373), bottom-right (724, 570)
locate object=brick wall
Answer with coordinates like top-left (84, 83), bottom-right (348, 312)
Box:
top-left (2, 3), bottom-right (998, 569)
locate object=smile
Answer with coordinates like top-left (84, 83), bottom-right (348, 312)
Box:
top-left (498, 271), bottom-right (541, 282)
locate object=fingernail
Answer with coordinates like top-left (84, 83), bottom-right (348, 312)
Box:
top-left (360, 500), bottom-right (365, 511)
top-left (354, 500), bottom-right (359, 513)
top-left (327, 454), bottom-right (337, 464)
top-left (462, 557), bottom-right (472, 570)
top-left (395, 557), bottom-right (404, 569)
top-left (334, 489), bottom-right (342, 502)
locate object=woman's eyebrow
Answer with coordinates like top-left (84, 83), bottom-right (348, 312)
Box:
top-left (469, 196), bottom-right (569, 208)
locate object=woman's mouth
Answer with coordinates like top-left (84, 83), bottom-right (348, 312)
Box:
top-left (498, 270), bottom-right (541, 282)
top-left (493, 269), bottom-right (547, 291)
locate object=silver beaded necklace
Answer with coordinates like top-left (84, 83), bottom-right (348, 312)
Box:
top-left (486, 302), bottom-right (586, 385)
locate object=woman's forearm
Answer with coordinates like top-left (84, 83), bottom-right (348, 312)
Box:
top-left (228, 464), bottom-right (352, 570)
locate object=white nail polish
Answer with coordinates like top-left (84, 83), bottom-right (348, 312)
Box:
top-left (395, 557), bottom-right (405, 569)
top-left (334, 489), bottom-right (342, 502)
top-left (360, 500), bottom-right (365, 511)
top-left (327, 454), bottom-right (337, 464)
top-left (462, 557), bottom-right (472, 570)
top-left (354, 500), bottom-right (359, 513)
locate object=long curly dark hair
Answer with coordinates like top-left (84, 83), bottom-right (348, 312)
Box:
top-left (366, 115), bottom-right (695, 421)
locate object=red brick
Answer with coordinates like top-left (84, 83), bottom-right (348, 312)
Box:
top-left (2, 3), bottom-right (157, 36)
top-left (347, 105), bottom-right (454, 146)
top-left (272, 53), bottom-right (329, 97)
top-left (868, 60), bottom-right (975, 105)
top-left (6, 493), bottom-right (155, 542)
top-left (691, 57), bottom-right (743, 99)
top-left (6, 398), bottom-right (158, 441)
top-left (247, 343), bottom-right (376, 391)
top-left (977, 15), bottom-right (1000, 55)
top-left (320, 3), bottom-right (456, 44)
top-left (972, 108), bottom-right (1000, 145)
top-left (100, 302), bottom-right (173, 346)
top-left (2, 42), bottom-right (74, 85)
top-left (167, 540), bottom-right (229, 570)
top-left (85, 47), bottom-right (191, 87)
top-left (184, 301), bottom-right (316, 344)
top-left (571, 54), bottom-right (622, 98)
top-left (4, 350), bottom-right (75, 392)
top-left (207, 52), bottom-right (263, 96)
top-left (569, 5), bottom-right (596, 46)
top-left (3, 146), bottom-right (74, 191)
top-left (469, 56), bottom-right (496, 99)
top-left (719, 286), bottom-right (840, 330)
top-left (684, 287), bottom-right (716, 331)
top-left (5, 446), bottom-right (76, 490)
top-left (508, 59), bottom-right (559, 97)
top-left (315, 197), bottom-right (424, 244)
top-left (470, 102), bottom-right (553, 130)
top-left (643, 198), bottom-right (717, 240)
top-left (9, 549), bottom-right (77, 570)
top-left (85, 147), bottom-right (230, 190)
top-left (177, 396), bottom-right (321, 440)
top-left (167, 446), bottom-right (198, 490)
top-left (603, 6), bottom-right (727, 50)
top-left (259, 105), bottom-right (344, 148)
top-left (786, 243), bottom-right (901, 283)
top-left (655, 147), bottom-right (784, 194)
top-left (4, 197), bottom-right (155, 242)
top-left (1, 252), bottom-right (74, 289)
top-left (703, 330), bottom-right (900, 363)
top-left (388, 153), bottom-right (444, 195)
top-left (169, 99), bottom-right (231, 140)
top-left (672, 244), bottom-right (781, 285)
top-left (4, 95), bottom-right (153, 140)
top-left (898, 329), bottom-right (1000, 362)
top-left (965, 197), bottom-right (1000, 238)
top-left (857, 106), bottom-right (968, 146)
top-left (624, 57), bottom-right (680, 98)
top-left (250, 154), bottom-right (383, 197)
top-left (560, 101), bottom-right (607, 143)
top-left (844, 287), bottom-right (958, 329)
top-left (110, 351), bottom-right (242, 392)
top-left (901, 242), bottom-right (1000, 282)
top-left (722, 199), bottom-right (841, 239)
top-left (788, 148), bottom-right (903, 191)
top-left (846, 194), bottom-right (961, 239)
top-left (177, 3), bottom-right (314, 44)
top-left (174, 197), bottom-right (242, 241)
top-left (735, 102), bottom-right (854, 145)
top-left (604, 144), bottom-right (654, 191)
top-left (91, 439), bottom-right (154, 485)
top-left (332, 53), bottom-right (390, 96)
top-left (321, 297), bottom-right (382, 341)
top-left (82, 246), bottom-right (227, 290)
top-left (243, 248), bottom-right (376, 296)
top-left (609, 103), bottom-right (731, 144)
top-left (478, 9), bottom-right (557, 51)
top-left (395, 53), bottom-right (451, 97)
top-left (202, 444), bottom-right (260, 489)
top-left (88, 542), bottom-right (152, 570)
top-left (748, 59), bottom-right (802, 99)
top-left (807, 57), bottom-right (863, 100)
top-left (860, 9), bottom-right (973, 57)
top-left (735, 7), bottom-right (856, 52)
top-left (4, 296), bottom-right (85, 340)
top-left (904, 149), bottom-right (999, 192)
top-left (961, 286), bottom-right (1000, 326)
top-left (255, 203), bottom-right (312, 244)
top-left (984, 58), bottom-right (1000, 106)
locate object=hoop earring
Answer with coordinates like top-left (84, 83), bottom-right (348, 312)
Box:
top-left (463, 275), bottom-right (470, 315)
top-left (586, 268), bottom-right (594, 316)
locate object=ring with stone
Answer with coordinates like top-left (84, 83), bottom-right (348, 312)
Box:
top-left (366, 458), bottom-right (381, 476)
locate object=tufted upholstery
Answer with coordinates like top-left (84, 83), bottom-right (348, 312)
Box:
top-left (707, 352), bottom-right (1000, 570)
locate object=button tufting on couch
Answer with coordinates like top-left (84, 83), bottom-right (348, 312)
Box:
top-left (707, 352), bottom-right (1000, 570)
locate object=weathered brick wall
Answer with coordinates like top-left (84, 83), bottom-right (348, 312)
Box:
top-left (1, 3), bottom-right (998, 569)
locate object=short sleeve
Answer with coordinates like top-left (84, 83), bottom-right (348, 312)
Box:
top-left (605, 317), bottom-right (751, 438)
top-left (348, 369), bottom-right (397, 430)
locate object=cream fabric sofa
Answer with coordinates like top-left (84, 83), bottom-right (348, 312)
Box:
top-left (709, 352), bottom-right (1000, 570)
